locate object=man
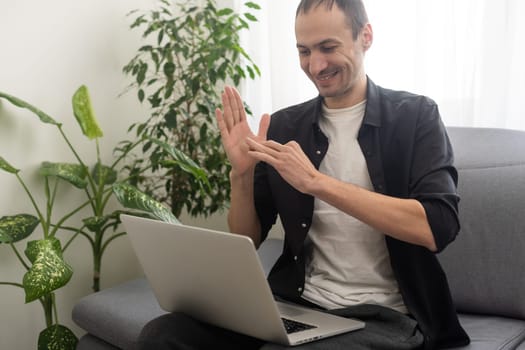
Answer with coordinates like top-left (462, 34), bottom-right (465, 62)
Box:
top-left (138, 0), bottom-right (470, 348)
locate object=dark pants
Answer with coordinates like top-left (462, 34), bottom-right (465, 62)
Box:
top-left (137, 304), bottom-right (424, 350)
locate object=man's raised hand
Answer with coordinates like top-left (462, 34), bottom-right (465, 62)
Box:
top-left (215, 86), bottom-right (270, 176)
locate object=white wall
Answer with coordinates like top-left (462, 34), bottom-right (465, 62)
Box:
top-left (0, 1), bottom-right (234, 348)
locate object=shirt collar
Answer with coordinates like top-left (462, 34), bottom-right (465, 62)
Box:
top-left (363, 76), bottom-right (382, 127)
top-left (311, 76), bottom-right (382, 129)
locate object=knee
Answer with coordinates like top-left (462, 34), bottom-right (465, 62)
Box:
top-left (137, 312), bottom-right (189, 350)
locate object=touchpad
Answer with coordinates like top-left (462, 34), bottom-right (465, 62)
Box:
top-left (277, 302), bottom-right (308, 317)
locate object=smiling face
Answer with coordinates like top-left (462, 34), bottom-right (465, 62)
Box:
top-left (295, 4), bottom-right (372, 109)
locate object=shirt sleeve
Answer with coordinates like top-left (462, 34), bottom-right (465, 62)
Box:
top-left (253, 161), bottom-right (278, 243)
top-left (409, 101), bottom-right (460, 252)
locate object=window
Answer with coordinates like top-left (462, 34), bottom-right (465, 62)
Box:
top-left (236, 0), bottom-right (525, 131)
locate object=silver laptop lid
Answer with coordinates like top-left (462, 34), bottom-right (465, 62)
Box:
top-left (121, 214), bottom-right (290, 343)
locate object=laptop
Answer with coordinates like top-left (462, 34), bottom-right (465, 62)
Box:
top-left (121, 214), bottom-right (365, 346)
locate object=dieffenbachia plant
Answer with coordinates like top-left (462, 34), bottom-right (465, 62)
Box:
top-left (0, 86), bottom-right (207, 349)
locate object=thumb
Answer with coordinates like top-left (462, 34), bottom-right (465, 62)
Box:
top-left (257, 113), bottom-right (271, 140)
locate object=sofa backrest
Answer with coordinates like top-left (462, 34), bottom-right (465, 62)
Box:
top-left (439, 127), bottom-right (525, 319)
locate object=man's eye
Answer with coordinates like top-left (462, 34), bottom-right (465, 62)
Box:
top-left (298, 50), bottom-right (310, 56)
top-left (321, 46), bottom-right (336, 53)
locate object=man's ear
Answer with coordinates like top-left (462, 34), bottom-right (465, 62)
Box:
top-left (361, 23), bottom-right (373, 51)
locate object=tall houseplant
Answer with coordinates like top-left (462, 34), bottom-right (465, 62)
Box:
top-left (121, 0), bottom-right (260, 217)
top-left (0, 87), bottom-right (206, 349)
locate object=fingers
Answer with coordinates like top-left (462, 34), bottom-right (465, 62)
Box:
top-left (246, 139), bottom-right (310, 170)
top-left (246, 138), bottom-right (290, 162)
top-left (227, 86), bottom-right (246, 124)
top-left (218, 86), bottom-right (247, 132)
top-left (220, 89), bottom-right (234, 131)
top-left (246, 139), bottom-right (316, 194)
top-left (215, 108), bottom-right (229, 139)
top-left (258, 113), bottom-right (270, 140)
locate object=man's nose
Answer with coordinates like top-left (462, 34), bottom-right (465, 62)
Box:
top-left (308, 52), bottom-right (328, 76)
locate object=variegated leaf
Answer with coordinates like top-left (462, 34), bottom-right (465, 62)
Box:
top-left (0, 156), bottom-right (19, 174)
top-left (38, 324), bottom-right (78, 350)
top-left (72, 85), bottom-right (103, 140)
top-left (23, 238), bottom-right (73, 303)
top-left (83, 215), bottom-right (110, 233)
top-left (92, 163), bottom-right (117, 185)
top-left (0, 229), bottom-right (9, 243)
top-left (0, 214), bottom-right (39, 243)
top-left (0, 91), bottom-right (61, 126)
top-left (25, 237), bottom-right (63, 264)
top-left (112, 183), bottom-right (180, 224)
top-left (39, 162), bottom-right (88, 189)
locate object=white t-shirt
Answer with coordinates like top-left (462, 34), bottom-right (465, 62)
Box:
top-left (302, 101), bottom-right (407, 313)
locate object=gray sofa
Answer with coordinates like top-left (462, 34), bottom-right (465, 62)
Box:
top-left (72, 127), bottom-right (525, 349)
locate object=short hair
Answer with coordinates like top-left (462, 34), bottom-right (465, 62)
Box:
top-left (296, 0), bottom-right (369, 40)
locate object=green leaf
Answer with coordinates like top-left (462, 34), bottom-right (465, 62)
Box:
top-left (164, 110), bottom-right (177, 128)
top-left (137, 62), bottom-right (148, 85)
top-left (39, 162), bottom-right (88, 189)
top-left (163, 62), bottom-right (175, 77)
top-left (148, 137), bottom-right (210, 188)
top-left (0, 156), bottom-right (19, 174)
top-left (244, 13), bottom-right (258, 22)
top-left (38, 324), bottom-right (78, 350)
top-left (245, 2), bottom-right (261, 10)
top-left (0, 230), bottom-right (8, 244)
top-left (217, 8), bottom-right (234, 16)
top-left (252, 63), bottom-right (261, 76)
top-left (246, 65), bottom-right (255, 79)
top-left (112, 183), bottom-right (180, 224)
top-left (0, 214), bottom-right (39, 243)
top-left (0, 91), bottom-right (61, 126)
top-left (23, 238), bottom-right (73, 303)
top-left (92, 163), bottom-right (117, 185)
top-left (72, 85), bottom-right (103, 140)
top-left (83, 215), bottom-right (111, 233)
top-left (24, 237), bottom-right (62, 264)
top-left (157, 29), bottom-right (165, 45)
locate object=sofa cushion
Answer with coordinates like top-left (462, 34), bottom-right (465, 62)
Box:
top-left (75, 236), bottom-right (525, 350)
top-left (440, 127), bottom-right (525, 319)
top-left (76, 334), bottom-right (119, 350)
top-left (455, 314), bottom-right (525, 350)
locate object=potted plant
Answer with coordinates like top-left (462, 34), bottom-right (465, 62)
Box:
top-left (120, 0), bottom-right (261, 217)
top-left (0, 86), bottom-right (206, 349)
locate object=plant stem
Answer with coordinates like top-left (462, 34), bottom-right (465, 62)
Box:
top-left (100, 232), bottom-right (126, 256)
top-left (58, 125), bottom-right (98, 199)
top-left (10, 243), bottom-right (30, 271)
top-left (58, 126), bottom-right (87, 171)
top-left (50, 198), bottom-right (93, 237)
top-left (0, 282), bottom-right (24, 288)
top-left (110, 139), bottom-right (144, 169)
top-left (43, 177), bottom-right (53, 238)
top-left (92, 242), bottom-right (101, 292)
top-left (15, 173), bottom-right (46, 226)
top-left (94, 139), bottom-right (105, 213)
top-left (52, 293), bottom-right (59, 325)
top-left (61, 225), bottom-right (92, 252)
top-left (42, 294), bottom-right (54, 328)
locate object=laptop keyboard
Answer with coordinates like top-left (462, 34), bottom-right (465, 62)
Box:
top-left (281, 317), bottom-right (317, 334)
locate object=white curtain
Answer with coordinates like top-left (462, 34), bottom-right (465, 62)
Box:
top-left (234, 0), bottom-right (525, 131)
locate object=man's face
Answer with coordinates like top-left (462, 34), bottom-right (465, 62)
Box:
top-left (295, 5), bottom-right (371, 108)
